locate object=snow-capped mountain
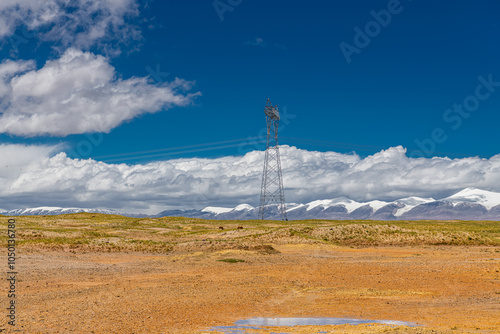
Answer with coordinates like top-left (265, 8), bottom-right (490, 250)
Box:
top-left (201, 206), bottom-right (233, 215)
top-left (442, 188), bottom-right (500, 209)
top-left (392, 197), bottom-right (436, 217)
top-left (153, 188), bottom-right (500, 220)
top-left (3, 188), bottom-right (500, 220)
top-left (0, 207), bottom-right (126, 216)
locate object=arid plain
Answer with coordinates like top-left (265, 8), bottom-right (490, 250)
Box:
top-left (1, 214), bottom-right (499, 333)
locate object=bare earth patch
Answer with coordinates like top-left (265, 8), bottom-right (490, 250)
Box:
top-left (0, 214), bottom-right (499, 333)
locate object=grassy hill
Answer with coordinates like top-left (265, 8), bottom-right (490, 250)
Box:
top-left (1, 213), bottom-right (499, 253)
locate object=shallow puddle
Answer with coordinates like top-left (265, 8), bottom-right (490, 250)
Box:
top-left (209, 317), bottom-right (418, 333)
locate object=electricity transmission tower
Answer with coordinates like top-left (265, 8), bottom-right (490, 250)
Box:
top-left (259, 99), bottom-right (287, 221)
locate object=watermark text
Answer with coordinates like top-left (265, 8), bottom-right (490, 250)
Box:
top-left (7, 218), bottom-right (17, 327)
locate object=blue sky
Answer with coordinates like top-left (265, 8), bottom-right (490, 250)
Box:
top-left (1, 0), bottom-right (500, 212)
top-left (2, 0), bottom-right (500, 162)
top-left (81, 0), bottom-right (500, 161)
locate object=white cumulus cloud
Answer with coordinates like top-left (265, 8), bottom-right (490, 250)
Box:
top-left (0, 0), bottom-right (140, 54)
top-left (2, 144), bottom-right (500, 214)
top-left (0, 48), bottom-right (199, 136)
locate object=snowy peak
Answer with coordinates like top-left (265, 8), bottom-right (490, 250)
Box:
top-left (234, 204), bottom-right (254, 211)
top-left (286, 203), bottom-right (306, 212)
top-left (442, 187), bottom-right (500, 209)
top-left (306, 198), bottom-right (356, 211)
top-left (392, 197), bottom-right (435, 217)
top-left (394, 197), bottom-right (435, 206)
top-left (1, 207), bottom-right (121, 216)
top-left (4, 188), bottom-right (500, 220)
top-left (201, 206), bottom-right (233, 215)
top-left (305, 198), bottom-right (388, 214)
top-left (366, 200), bottom-right (390, 211)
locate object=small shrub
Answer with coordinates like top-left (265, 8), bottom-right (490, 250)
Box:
top-left (218, 258), bottom-right (245, 263)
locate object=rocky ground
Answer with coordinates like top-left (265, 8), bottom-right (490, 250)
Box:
top-left (0, 214), bottom-right (499, 333)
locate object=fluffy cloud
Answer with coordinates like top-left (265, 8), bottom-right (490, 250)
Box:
top-left (0, 0), bottom-right (140, 54)
top-left (0, 48), bottom-right (199, 136)
top-left (2, 144), bottom-right (500, 214)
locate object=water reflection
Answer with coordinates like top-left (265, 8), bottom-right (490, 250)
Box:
top-left (209, 317), bottom-right (418, 333)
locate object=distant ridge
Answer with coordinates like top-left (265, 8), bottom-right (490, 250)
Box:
top-left (0, 207), bottom-right (144, 217)
top-left (3, 188), bottom-right (500, 220)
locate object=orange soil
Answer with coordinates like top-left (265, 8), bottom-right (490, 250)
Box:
top-left (2, 245), bottom-right (499, 333)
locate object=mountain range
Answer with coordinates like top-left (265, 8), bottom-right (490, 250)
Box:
top-left (3, 188), bottom-right (500, 220)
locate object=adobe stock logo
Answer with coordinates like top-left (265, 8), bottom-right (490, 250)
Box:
top-left (213, 0), bottom-right (243, 22)
top-left (410, 74), bottom-right (500, 158)
top-left (339, 0), bottom-right (412, 64)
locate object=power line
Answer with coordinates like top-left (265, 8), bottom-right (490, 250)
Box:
top-left (101, 142), bottom-right (261, 163)
top-left (94, 136), bottom-right (263, 159)
top-left (87, 134), bottom-right (486, 164)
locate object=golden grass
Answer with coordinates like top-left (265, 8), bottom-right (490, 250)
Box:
top-left (0, 213), bottom-right (499, 253)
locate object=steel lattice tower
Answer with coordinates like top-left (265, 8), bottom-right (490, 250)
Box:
top-left (259, 99), bottom-right (287, 221)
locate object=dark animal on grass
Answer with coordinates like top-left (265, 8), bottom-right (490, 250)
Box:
top-left (237, 226), bottom-right (244, 229)
top-left (219, 226), bottom-right (224, 230)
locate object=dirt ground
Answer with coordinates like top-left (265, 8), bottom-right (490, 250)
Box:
top-left (1, 244), bottom-right (499, 333)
